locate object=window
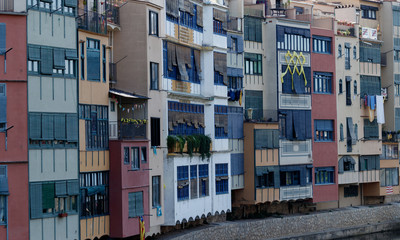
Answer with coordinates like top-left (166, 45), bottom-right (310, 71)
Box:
top-left (213, 19), bottom-right (226, 35)
top-left (345, 45), bottom-right (350, 69)
top-left (314, 120), bottom-right (334, 142)
top-left (347, 117), bottom-right (356, 152)
top-left (131, 147), bottom-right (140, 170)
top-left (141, 147), bottom-right (147, 163)
top-left (364, 119), bottom-right (379, 140)
top-left (214, 71), bottom-right (224, 85)
top-left (102, 45), bottom-right (106, 82)
top-left (381, 144), bottom-right (399, 159)
top-left (361, 5), bottom-right (377, 20)
top-left (380, 168), bottom-right (399, 187)
top-left (394, 9), bottom-right (400, 26)
top-left (30, 180), bottom-right (79, 219)
top-left (166, 4), bottom-right (203, 31)
top-left (28, 113), bottom-right (78, 148)
top-left (128, 192), bottom-right (144, 218)
top-left (215, 105), bottom-right (228, 139)
top-left (353, 46), bottom-right (357, 59)
top-left (280, 171), bottom-right (300, 186)
top-left (245, 90), bottom-right (263, 121)
top-left (150, 62), bottom-right (159, 90)
top-left (313, 72), bottom-right (332, 94)
top-left (344, 185), bottom-right (358, 197)
top-left (149, 11), bottom-right (159, 36)
top-left (360, 75), bottom-right (381, 96)
top-left (339, 79), bottom-right (343, 94)
top-left (346, 77), bottom-right (351, 106)
top-left (190, 165), bottom-right (198, 199)
top-left (276, 26), bottom-right (311, 52)
top-left (213, 9), bottom-right (226, 35)
top-left (244, 16), bottom-right (262, 42)
top-left (79, 105), bottom-right (108, 150)
top-left (228, 77), bottom-right (243, 90)
top-left (80, 172), bottom-right (109, 217)
top-left (168, 101), bottom-right (205, 136)
top-left (152, 176), bottom-right (160, 207)
top-left (244, 53), bottom-right (262, 75)
top-left (396, 84), bottom-right (400, 96)
top-left (256, 172), bottom-right (275, 188)
top-left (151, 118), bottom-right (161, 146)
top-left (312, 36), bottom-right (331, 54)
top-left (215, 164), bottom-right (228, 194)
top-left (359, 43), bottom-right (380, 63)
top-left (87, 39), bottom-right (100, 81)
top-left (123, 147), bottom-right (130, 164)
top-left (344, 160), bottom-right (355, 171)
top-left (338, 44), bottom-right (342, 57)
top-left (359, 155), bottom-right (380, 171)
top-left (28, 0), bottom-right (75, 15)
top-left (199, 164), bottom-right (209, 197)
top-left (0, 84), bottom-right (6, 131)
top-left (231, 37), bottom-right (237, 52)
top-left (80, 42), bottom-right (85, 80)
top-left (0, 196), bottom-right (5, 224)
top-left (340, 123), bottom-right (344, 141)
top-left (177, 166), bottom-right (189, 200)
top-left (354, 81), bottom-right (357, 95)
top-left (110, 101), bottom-right (115, 112)
top-left (0, 166), bottom-right (7, 224)
top-left (315, 167), bottom-right (335, 185)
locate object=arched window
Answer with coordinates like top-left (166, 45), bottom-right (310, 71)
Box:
top-left (339, 79), bottom-right (343, 94)
top-left (354, 80), bottom-right (357, 95)
top-left (353, 46), bottom-right (357, 59)
top-left (338, 44), bottom-right (342, 57)
top-left (340, 123), bottom-right (344, 141)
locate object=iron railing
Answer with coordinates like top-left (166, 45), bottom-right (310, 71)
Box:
top-left (77, 8), bottom-right (107, 35)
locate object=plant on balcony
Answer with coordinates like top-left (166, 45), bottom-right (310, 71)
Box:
top-left (167, 134), bottom-right (211, 159)
top-left (58, 212), bottom-right (68, 218)
top-left (198, 134), bottom-right (212, 159)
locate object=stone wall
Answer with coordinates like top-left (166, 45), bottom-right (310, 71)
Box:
top-left (158, 203), bottom-right (400, 240)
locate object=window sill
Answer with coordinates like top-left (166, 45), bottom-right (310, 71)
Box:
top-left (128, 168), bottom-right (140, 172)
top-left (315, 183), bottom-right (335, 186)
top-left (312, 51), bottom-right (332, 55)
top-left (216, 192), bottom-right (229, 195)
top-left (314, 140), bottom-right (334, 143)
top-left (313, 92), bottom-right (332, 95)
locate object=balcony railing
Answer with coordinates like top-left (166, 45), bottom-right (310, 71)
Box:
top-left (227, 17), bottom-right (242, 32)
top-left (0, 0), bottom-right (13, 12)
top-left (244, 109), bottom-right (278, 122)
top-left (109, 121), bottom-right (147, 140)
top-left (280, 184), bottom-right (312, 201)
top-left (109, 63), bottom-right (117, 84)
top-left (77, 8), bottom-right (107, 35)
top-left (106, 2), bottom-right (119, 26)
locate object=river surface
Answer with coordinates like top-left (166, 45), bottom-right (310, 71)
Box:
top-left (338, 230), bottom-right (400, 239)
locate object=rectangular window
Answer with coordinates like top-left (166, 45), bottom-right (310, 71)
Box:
top-left (149, 11), bottom-right (159, 36)
top-left (199, 164), bottom-right (209, 197)
top-left (0, 83), bottom-right (6, 131)
top-left (313, 72), bottom-right (332, 94)
top-left (394, 10), bottom-right (400, 26)
top-left (215, 105), bottom-right (228, 139)
top-left (364, 119), bottom-right (379, 140)
top-left (228, 77), bottom-right (243, 90)
top-left (361, 5), bottom-right (377, 19)
top-left (168, 101), bottom-right (205, 136)
top-left (280, 171), bottom-right (300, 186)
top-left (86, 39), bottom-right (100, 81)
top-left (80, 42), bottom-right (85, 80)
top-left (79, 104), bottom-right (109, 150)
top-left (215, 164), bottom-right (228, 195)
top-left (231, 37), bottom-right (237, 52)
top-left (123, 147), bottom-right (130, 164)
top-left (312, 36), bottom-right (331, 54)
top-left (256, 172), bottom-right (275, 188)
top-left (345, 46), bottom-right (351, 70)
top-left (79, 172), bottom-right (109, 217)
top-left (0, 166), bottom-right (7, 224)
top-left (213, 19), bottom-right (226, 35)
top-left (359, 155), bottom-right (380, 171)
top-left (360, 76), bottom-right (381, 96)
top-left (110, 101), bottom-right (115, 112)
top-left (245, 90), bottom-right (263, 121)
top-left (314, 120), bottom-right (334, 141)
top-left (244, 16), bottom-right (262, 42)
top-left (380, 144), bottom-right (399, 159)
top-left (346, 77), bottom-right (351, 106)
top-left (141, 147), bottom-right (147, 163)
top-left (128, 192), bottom-right (144, 218)
top-left (102, 45), bottom-right (106, 82)
top-left (150, 62), bottom-right (159, 90)
top-left (151, 117), bottom-right (161, 146)
top-left (244, 53), bottom-right (262, 75)
top-left (359, 42), bottom-right (380, 63)
top-left (344, 185), bottom-right (358, 197)
top-left (131, 147), bottom-right (140, 170)
top-left (315, 167), bottom-right (335, 185)
top-left (380, 168), bottom-right (399, 187)
top-left (190, 165), bottom-right (198, 199)
top-left (214, 71), bottom-right (224, 85)
top-left (177, 166), bottom-right (189, 200)
top-left (152, 176), bottom-right (160, 207)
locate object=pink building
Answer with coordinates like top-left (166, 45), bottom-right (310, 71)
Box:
top-left (0, 12), bottom-right (29, 240)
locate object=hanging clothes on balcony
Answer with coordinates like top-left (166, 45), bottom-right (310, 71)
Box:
top-left (376, 95), bottom-right (385, 124)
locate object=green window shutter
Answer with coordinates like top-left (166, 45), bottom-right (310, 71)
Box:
top-left (40, 48), bottom-right (53, 75)
top-left (29, 183), bottom-right (42, 219)
top-left (67, 180), bottom-right (79, 195)
top-left (66, 114), bottom-right (78, 142)
top-left (55, 181), bottom-right (67, 196)
top-left (54, 114), bottom-right (66, 140)
top-left (53, 49), bottom-right (65, 69)
top-left (41, 114), bottom-right (54, 140)
top-left (41, 182), bottom-right (55, 209)
top-left (87, 49), bottom-right (100, 80)
top-left (29, 113), bottom-right (42, 140)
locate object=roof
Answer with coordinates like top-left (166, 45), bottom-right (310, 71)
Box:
top-left (109, 88), bottom-right (149, 99)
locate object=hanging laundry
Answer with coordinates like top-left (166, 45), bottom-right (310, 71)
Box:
top-left (376, 95), bottom-right (385, 124)
top-left (370, 95), bottom-right (376, 110)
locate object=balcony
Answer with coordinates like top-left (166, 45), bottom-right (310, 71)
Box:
top-left (279, 94), bottom-right (311, 110)
top-left (280, 184), bottom-right (312, 201)
top-left (77, 8), bottom-right (107, 35)
top-left (244, 109), bottom-right (278, 122)
top-left (0, 0), bottom-right (13, 12)
top-left (227, 17), bottom-right (242, 32)
top-left (279, 139), bottom-right (312, 165)
top-left (106, 2), bottom-right (119, 26)
top-left (339, 171), bottom-right (359, 184)
top-left (382, 131), bottom-right (400, 143)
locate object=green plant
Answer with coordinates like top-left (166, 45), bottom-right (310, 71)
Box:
top-left (167, 135), bottom-right (177, 151)
top-left (197, 134), bottom-right (212, 159)
top-left (185, 135), bottom-right (196, 157)
top-left (176, 135), bottom-right (186, 154)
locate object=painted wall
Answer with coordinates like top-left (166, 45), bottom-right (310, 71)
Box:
top-left (30, 215), bottom-right (79, 240)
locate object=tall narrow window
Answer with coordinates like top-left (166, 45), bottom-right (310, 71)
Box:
top-left (80, 42), bottom-right (85, 80)
top-left (353, 46), bottom-right (357, 59)
top-left (338, 44), bottom-right (342, 57)
top-left (199, 164), bottom-right (209, 197)
top-left (87, 39), bottom-right (100, 81)
top-left (346, 77), bottom-right (351, 106)
top-left (124, 147), bottom-right (130, 164)
top-left (177, 166), bottom-right (189, 200)
top-left (149, 11), bottom-right (159, 36)
top-left (102, 45), bottom-right (106, 82)
top-left (0, 166), bottom-right (7, 224)
top-left (354, 80), bottom-right (357, 95)
top-left (131, 147), bottom-right (140, 170)
top-left (339, 79), bottom-right (343, 94)
top-left (151, 117), bottom-right (161, 146)
top-left (345, 46), bottom-right (351, 69)
top-left (128, 192), bottom-right (144, 218)
top-left (0, 84), bottom-right (6, 131)
top-left (152, 176), bottom-right (160, 207)
top-left (215, 164), bottom-right (228, 194)
top-left (150, 62), bottom-right (159, 90)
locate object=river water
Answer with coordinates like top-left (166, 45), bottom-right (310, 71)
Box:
top-left (338, 230), bottom-right (400, 239)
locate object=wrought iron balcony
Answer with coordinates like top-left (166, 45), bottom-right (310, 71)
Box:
top-left (106, 2), bottom-right (119, 26)
top-left (77, 8), bottom-right (107, 35)
top-left (244, 109), bottom-right (278, 123)
top-left (109, 121), bottom-right (147, 140)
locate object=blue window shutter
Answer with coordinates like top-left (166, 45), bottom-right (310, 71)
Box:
top-left (128, 193), bottom-right (135, 217)
top-left (137, 191), bottom-right (144, 216)
top-left (53, 49), bottom-right (65, 69)
top-left (273, 130), bottom-right (279, 148)
top-left (67, 180), bottom-right (79, 195)
top-left (375, 156), bottom-right (380, 169)
top-left (41, 114), bottom-right (54, 140)
top-left (87, 49), bottom-right (100, 80)
top-left (227, 35), bottom-right (232, 49)
top-left (54, 114), bottom-right (66, 140)
top-left (274, 168), bottom-right (280, 188)
top-left (29, 113), bottom-right (42, 140)
top-left (55, 181), bottom-right (67, 196)
top-left (66, 114), bottom-right (78, 142)
top-left (237, 36), bottom-right (244, 53)
top-left (29, 183), bottom-right (42, 219)
top-left (0, 84), bottom-right (6, 124)
top-left (40, 48), bottom-right (53, 75)
top-left (65, 49), bottom-right (78, 60)
top-left (28, 46), bottom-right (41, 61)
top-left (338, 158), bottom-right (344, 173)
top-left (64, 0), bottom-right (77, 7)
top-left (0, 23), bottom-right (6, 55)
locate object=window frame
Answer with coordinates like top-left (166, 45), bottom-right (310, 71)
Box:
top-left (312, 36), bottom-right (332, 54)
top-left (152, 176), bottom-right (161, 207)
top-left (313, 72), bottom-right (332, 94)
top-left (149, 11), bottom-right (159, 36)
top-left (128, 191), bottom-right (144, 218)
top-left (150, 62), bottom-right (159, 90)
top-left (131, 147), bottom-right (140, 170)
top-left (315, 167), bottom-right (335, 185)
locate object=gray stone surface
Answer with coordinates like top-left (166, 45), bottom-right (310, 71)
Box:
top-left (157, 203), bottom-right (400, 240)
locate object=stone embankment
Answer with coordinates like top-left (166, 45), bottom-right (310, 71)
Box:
top-left (157, 203), bottom-right (400, 240)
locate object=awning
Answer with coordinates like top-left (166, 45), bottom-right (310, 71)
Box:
top-left (86, 185), bottom-right (106, 196)
top-left (340, 156), bottom-right (356, 164)
top-left (109, 88), bottom-right (150, 99)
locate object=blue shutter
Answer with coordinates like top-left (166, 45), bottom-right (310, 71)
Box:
top-left (28, 46), bottom-right (41, 61)
top-left (67, 180), bottom-right (79, 195)
top-left (53, 49), bottom-right (65, 69)
top-left (0, 23), bottom-right (5, 55)
top-left (266, 130), bottom-right (273, 149)
top-left (227, 34), bottom-right (232, 50)
top-left (274, 168), bottom-right (280, 188)
top-left (29, 183), bottom-right (42, 219)
top-left (87, 49), bottom-right (100, 80)
top-left (29, 113), bottom-right (42, 140)
top-left (128, 193), bottom-right (135, 217)
top-left (0, 84), bottom-right (6, 124)
top-left (65, 49), bottom-right (78, 60)
top-left (66, 114), bottom-right (78, 142)
top-left (41, 114), bottom-right (54, 140)
top-left (64, 0), bottom-right (77, 7)
top-left (54, 114), bottom-right (66, 140)
top-left (231, 153), bottom-right (244, 175)
top-left (136, 191), bottom-right (144, 216)
top-left (40, 48), bottom-right (53, 75)
top-left (338, 158), bottom-right (344, 173)
top-left (237, 36), bottom-right (244, 53)
top-left (55, 181), bottom-right (67, 196)
top-left (273, 130), bottom-right (279, 148)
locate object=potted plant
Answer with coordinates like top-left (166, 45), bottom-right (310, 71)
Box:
top-left (167, 135), bottom-right (178, 153)
top-left (58, 211), bottom-right (68, 218)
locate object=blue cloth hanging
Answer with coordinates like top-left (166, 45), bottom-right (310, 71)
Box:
top-left (371, 95), bottom-right (376, 110)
